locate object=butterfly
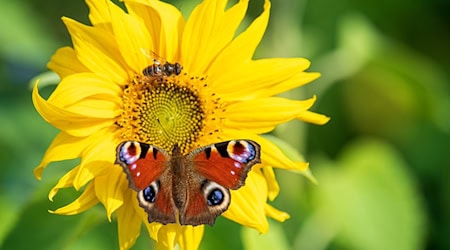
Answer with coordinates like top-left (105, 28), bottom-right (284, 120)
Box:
top-left (115, 140), bottom-right (261, 226)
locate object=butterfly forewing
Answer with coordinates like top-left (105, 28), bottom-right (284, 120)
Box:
top-left (115, 141), bottom-right (168, 190)
top-left (189, 140), bottom-right (261, 190)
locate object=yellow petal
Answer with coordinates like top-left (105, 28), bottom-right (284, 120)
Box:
top-left (257, 72), bottom-right (320, 98)
top-left (47, 72), bottom-right (122, 107)
top-left (33, 83), bottom-right (113, 137)
top-left (63, 17), bottom-right (129, 84)
top-left (125, 0), bottom-right (184, 60)
top-left (146, 223), bottom-right (177, 250)
top-left (64, 99), bottom-right (121, 118)
top-left (261, 166), bottom-right (280, 201)
top-left (109, 1), bottom-right (153, 73)
top-left (208, 0), bottom-right (270, 73)
top-left (149, 224), bottom-right (205, 250)
top-left (74, 161), bottom-right (109, 191)
top-left (259, 137), bottom-right (310, 171)
top-left (94, 165), bottom-right (128, 221)
top-left (211, 58), bottom-right (311, 100)
top-left (49, 165), bottom-right (80, 201)
top-left (34, 132), bottom-right (85, 179)
top-left (297, 110), bottom-right (331, 125)
top-left (265, 204), bottom-right (290, 222)
top-left (47, 47), bottom-right (89, 79)
top-left (181, 0), bottom-right (248, 73)
top-left (116, 189), bottom-right (142, 250)
top-left (223, 170), bottom-right (269, 233)
top-left (50, 182), bottom-right (98, 215)
top-left (86, 0), bottom-right (112, 25)
top-left (73, 128), bottom-right (120, 189)
top-left (224, 96), bottom-right (317, 133)
top-left (176, 225), bottom-right (205, 250)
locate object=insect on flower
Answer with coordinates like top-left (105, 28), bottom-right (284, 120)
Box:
top-left (141, 48), bottom-right (182, 77)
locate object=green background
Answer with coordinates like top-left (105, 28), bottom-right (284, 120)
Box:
top-left (0, 0), bottom-right (449, 249)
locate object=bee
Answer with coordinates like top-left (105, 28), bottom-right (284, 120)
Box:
top-left (142, 59), bottom-right (182, 77)
top-left (141, 49), bottom-right (182, 77)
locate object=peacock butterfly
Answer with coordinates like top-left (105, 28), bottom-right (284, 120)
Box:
top-left (115, 140), bottom-right (261, 226)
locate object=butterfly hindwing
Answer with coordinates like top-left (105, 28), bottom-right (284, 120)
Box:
top-left (137, 181), bottom-right (178, 224)
top-left (182, 180), bottom-right (231, 226)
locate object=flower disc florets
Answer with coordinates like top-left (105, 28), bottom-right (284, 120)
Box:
top-left (118, 73), bottom-right (209, 153)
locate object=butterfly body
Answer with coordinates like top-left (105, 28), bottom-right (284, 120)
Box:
top-left (116, 140), bottom-right (261, 226)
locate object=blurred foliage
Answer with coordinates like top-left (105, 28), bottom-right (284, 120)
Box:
top-left (1, 0), bottom-right (449, 249)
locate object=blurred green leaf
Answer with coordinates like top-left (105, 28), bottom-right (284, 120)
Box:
top-left (241, 220), bottom-right (290, 250)
top-left (303, 138), bottom-right (426, 250)
top-left (0, 197), bottom-right (114, 250)
top-left (0, 1), bottom-right (60, 67)
top-left (0, 195), bottom-right (20, 246)
top-left (200, 217), bottom-right (244, 250)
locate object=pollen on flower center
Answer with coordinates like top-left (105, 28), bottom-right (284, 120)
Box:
top-left (118, 74), bottom-right (206, 153)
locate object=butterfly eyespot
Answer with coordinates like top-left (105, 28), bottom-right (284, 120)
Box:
top-left (143, 181), bottom-right (159, 203)
top-left (207, 189), bottom-right (224, 206)
top-left (227, 140), bottom-right (257, 164)
top-left (201, 181), bottom-right (230, 208)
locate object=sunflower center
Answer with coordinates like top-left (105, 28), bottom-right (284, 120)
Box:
top-left (118, 75), bottom-right (205, 153)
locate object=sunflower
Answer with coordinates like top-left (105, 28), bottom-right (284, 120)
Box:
top-left (32, 0), bottom-right (329, 249)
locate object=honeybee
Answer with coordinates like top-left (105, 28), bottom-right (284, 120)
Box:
top-left (141, 49), bottom-right (182, 77)
top-left (142, 59), bottom-right (182, 77)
